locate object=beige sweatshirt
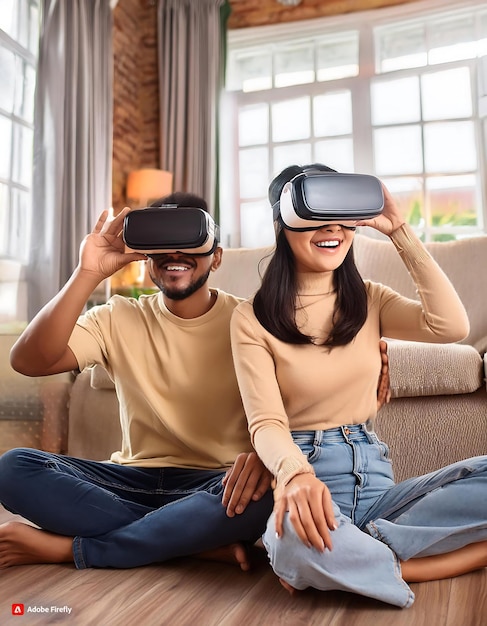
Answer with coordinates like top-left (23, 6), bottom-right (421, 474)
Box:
top-left (230, 225), bottom-right (470, 488)
top-left (68, 289), bottom-right (252, 469)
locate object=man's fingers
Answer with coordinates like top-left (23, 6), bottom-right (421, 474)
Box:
top-left (252, 472), bottom-right (273, 501)
top-left (221, 454), bottom-right (246, 505)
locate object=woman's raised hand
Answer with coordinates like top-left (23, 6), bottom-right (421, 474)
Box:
top-left (274, 473), bottom-right (337, 551)
top-left (356, 182), bottom-right (405, 236)
top-left (79, 208), bottom-right (146, 280)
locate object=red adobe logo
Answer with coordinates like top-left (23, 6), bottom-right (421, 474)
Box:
top-left (12, 604), bottom-right (24, 615)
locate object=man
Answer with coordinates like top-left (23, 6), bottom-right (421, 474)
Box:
top-left (0, 193), bottom-right (274, 570)
top-left (0, 192), bottom-right (389, 571)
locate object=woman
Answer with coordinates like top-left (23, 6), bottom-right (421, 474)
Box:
top-left (230, 163), bottom-right (487, 608)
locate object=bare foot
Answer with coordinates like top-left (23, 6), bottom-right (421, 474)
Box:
top-left (279, 577), bottom-right (299, 595)
top-left (401, 540), bottom-right (487, 583)
top-left (195, 543), bottom-right (251, 571)
top-left (0, 521), bottom-right (74, 568)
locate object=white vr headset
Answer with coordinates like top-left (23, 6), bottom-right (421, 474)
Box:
top-left (273, 171), bottom-right (384, 231)
top-left (123, 206), bottom-right (220, 255)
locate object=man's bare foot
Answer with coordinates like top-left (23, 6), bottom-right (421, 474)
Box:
top-left (195, 543), bottom-right (251, 571)
top-left (0, 521), bottom-right (74, 568)
top-left (279, 577), bottom-right (299, 595)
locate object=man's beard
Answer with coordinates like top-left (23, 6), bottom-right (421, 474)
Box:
top-left (150, 267), bottom-right (212, 301)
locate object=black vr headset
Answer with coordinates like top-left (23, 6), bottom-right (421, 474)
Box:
top-left (273, 171), bottom-right (384, 231)
top-left (123, 206), bottom-right (220, 255)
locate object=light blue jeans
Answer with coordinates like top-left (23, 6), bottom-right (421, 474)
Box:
top-left (0, 447), bottom-right (273, 569)
top-left (262, 424), bottom-right (487, 608)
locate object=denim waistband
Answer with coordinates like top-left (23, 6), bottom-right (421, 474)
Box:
top-left (291, 423), bottom-right (377, 445)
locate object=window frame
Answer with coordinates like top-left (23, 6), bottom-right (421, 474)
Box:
top-left (0, 0), bottom-right (39, 262)
top-left (220, 0), bottom-right (487, 247)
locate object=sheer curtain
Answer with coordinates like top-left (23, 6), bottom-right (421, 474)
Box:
top-left (28, 0), bottom-right (113, 319)
top-left (158, 0), bottom-right (229, 217)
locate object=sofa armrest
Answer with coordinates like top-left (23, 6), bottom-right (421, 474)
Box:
top-left (39, 374), bottom-right (74, 453)
top-left (387, 340), bottom-right (483, 398)
top-left (0, 333), bottom-right (73, 453)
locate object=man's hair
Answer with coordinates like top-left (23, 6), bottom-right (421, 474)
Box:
top-left (150, 192), bottom-right (208, 212)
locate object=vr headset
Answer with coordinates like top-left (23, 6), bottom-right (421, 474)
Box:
top-left (273, 171), bottom-right (384, 231)
top-left (123, 206), bottom-right (220, 255)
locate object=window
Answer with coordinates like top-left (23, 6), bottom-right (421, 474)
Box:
top-left (0, 0), bottom-right (39, 261)
top-left (221, 0), bottom-right (487, 246)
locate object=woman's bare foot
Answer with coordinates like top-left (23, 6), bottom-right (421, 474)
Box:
top-left (279, 577), bottom-right (299, 595)
top-left (401, 540), bottom-right (487, 583)
top-left (0, 521), bottom-right (73, 568)
top-left (195, 543), bottom-right (251, 571)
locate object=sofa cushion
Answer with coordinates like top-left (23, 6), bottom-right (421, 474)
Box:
top-left (387, 340), bottom-right (483, 398)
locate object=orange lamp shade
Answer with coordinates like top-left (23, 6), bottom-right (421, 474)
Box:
top-left (126, 169), bottom-right (173, 207)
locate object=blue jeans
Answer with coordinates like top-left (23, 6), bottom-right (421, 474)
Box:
top-left (262, 424), bottom-right (487, 608)
top-left (0, 448), bottom-right (273, 569)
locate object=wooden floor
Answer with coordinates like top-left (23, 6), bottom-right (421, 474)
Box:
top-left (1, 506), bottom-right (486, 626)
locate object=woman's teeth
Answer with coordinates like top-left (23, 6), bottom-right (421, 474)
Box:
top-left (315, 241), bottom-right (339, 248)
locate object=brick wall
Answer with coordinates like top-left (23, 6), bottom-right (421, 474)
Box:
top-left (112, 0), bottom-right (159, 213)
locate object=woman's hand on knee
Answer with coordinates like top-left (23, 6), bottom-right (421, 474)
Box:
top-left (274, 474), bottom-right (336, 552)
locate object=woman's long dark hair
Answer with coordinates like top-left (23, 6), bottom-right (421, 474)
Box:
top-left (253, 164), bottom-right (368, 347)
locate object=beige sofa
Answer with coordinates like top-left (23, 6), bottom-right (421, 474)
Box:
top-left (63, 232), bottom-right (487, 482)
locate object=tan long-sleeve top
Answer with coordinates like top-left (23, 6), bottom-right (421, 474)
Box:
top-left (230, 225), bottom-right (470, 488)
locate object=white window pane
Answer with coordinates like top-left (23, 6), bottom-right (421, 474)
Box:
top-left (17, 0), bottom-right (39, 52)
top-left (316, 33), bottom-right (358, 81)
top-left (0, 183), bottom-right (9, 255)
top-left (374, 126), bottom-right (423, 175)
top-left (239, 104), bottom-right (269, 147)
top-left (371, 76), bottom-right (420, 125)
top-left (424, 122), bottom-right (476, 173)
top-left (13, 59), bottom-right (37, 123)
top-left (27, 2), bottom-right (39, 55)
top-left (272, 97), bottom-right (310, 142)
top-left (314, 91), bottom-right (352, 137)
top-left (421, 68), bottom-right (472, 121)
top-left (240, 200), bottom-right (275, 248)
top-left (239, 148), bottom-right (269, 199)
top-left (274, 44), bottom-right (314, 88)
top-left (0, 115), bottom-right (12, 178)
top-left (0, 0), bottom-right (18, 38)
top-left (480, 11), bottom-right (487, 57)
top-left (428, 15), bottom-right (476, 64)
top-left (376, 23), bottom-right (426, 73)
top-left (314, 139), bottom-right (354, 172)
top-left (19, 62), bottom-right (36, 123)
top-left (12, 123), bottom-right (33, 186)
top-left (383, 176), bottom-right (424, 227)
top-left (228, 51), bottom-right (272, 92)
top-left (426, 175), bottom-right (477, 228)
top-left (11, 187), bottom-right (31, 261)
top-left (0, 47), bottom-right (17, 113)
top-left (273, 143), bottom-right (311, 177)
